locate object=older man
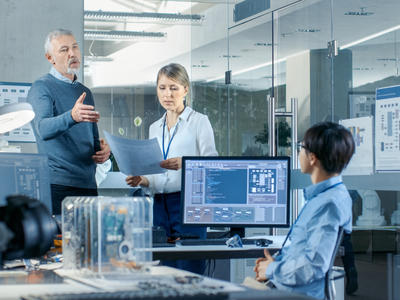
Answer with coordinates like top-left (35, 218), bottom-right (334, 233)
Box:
top-left (28, 29), bottom-right (110, 215)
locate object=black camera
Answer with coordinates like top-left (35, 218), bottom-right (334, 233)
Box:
top-left (0, 195), bottom-right (57, 268)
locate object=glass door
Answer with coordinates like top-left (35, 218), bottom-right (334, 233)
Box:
top-left (274, 0), bottom-right (334, 222)
top-left (274, 0), bottom-right (334, 144)
top-left (226, 9), bottom-right (273, 156)
top-left (190, 2), bottom-right (230, 155)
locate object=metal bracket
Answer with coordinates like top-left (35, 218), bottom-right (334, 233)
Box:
top-left (327, 40), bottom-right (338, 58)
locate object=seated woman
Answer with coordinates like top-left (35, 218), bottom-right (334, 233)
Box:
top-left (252, 121), bottom-right (355, 300)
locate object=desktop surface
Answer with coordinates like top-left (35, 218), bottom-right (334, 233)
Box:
top-left (176, 238), bottom-right (273, 246)
top-left (0, 265), bottom-right (315, 300)
top-left (152, 235), bottom-right (284, 260)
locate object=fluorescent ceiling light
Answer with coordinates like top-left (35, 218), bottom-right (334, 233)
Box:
top-left (206, 50), bottom-right (308, 83)
top-left (84, 30), bottom-right (166, 41)
top-left (207, 23), bottom-right (400, 83)
top-left (341, 24), bottom-right (400, 49)
top-left (0, 103), bottom-right (35, 134)
top-left (207, 22), bottom-right (400, 82)
top-left (85, 56), bottom-right (114, 62)
top-left (84, 10), bottom-right (204, 24)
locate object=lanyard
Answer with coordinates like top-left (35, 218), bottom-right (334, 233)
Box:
top-left (162, 117), bottom-right (178, 160)
top-left (276, 181), bottom-right (343, 256)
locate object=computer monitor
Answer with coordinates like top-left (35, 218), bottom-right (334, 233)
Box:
top-left (0, 153), bottom-right (52, 214)
top-left (181, 156), bottom-right (290, 229)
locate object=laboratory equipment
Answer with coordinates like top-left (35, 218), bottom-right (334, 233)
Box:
top-left (62, 196), bottom-right (153, 273)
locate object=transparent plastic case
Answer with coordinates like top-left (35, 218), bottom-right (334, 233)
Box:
top-left (62, 196), bottom-right (153, 274)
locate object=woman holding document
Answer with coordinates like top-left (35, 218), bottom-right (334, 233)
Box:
top-left (126, 63), bottom-right (217, 274)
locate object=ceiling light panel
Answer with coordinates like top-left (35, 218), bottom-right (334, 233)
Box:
top-left (84, 30), bottom-right (166, 41)
top-left (85, 56), bottom-right (114, 62)
top-left (84, 10), bottom-right (204, 24)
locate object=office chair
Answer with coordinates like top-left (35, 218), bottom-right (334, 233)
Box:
top-left (325, 226), bottom-right (345, 300)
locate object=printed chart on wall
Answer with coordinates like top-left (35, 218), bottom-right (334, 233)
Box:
top-left (375, 85), bottom-right (400, 172)
top-left (340, 116), bottom-right (373, 175)
top-left (0, 82), bottom-right (35, 142)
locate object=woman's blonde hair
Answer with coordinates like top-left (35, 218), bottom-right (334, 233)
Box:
top-left (157, 63), bottom-right (191, 106)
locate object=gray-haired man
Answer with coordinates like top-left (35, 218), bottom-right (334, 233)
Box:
top-left (28, 29), bottom-right (110, 215)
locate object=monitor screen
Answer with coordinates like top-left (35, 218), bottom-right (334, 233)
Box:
top-left (0, 153), bottom-right (52, 214)
top-left (181, 156), bottom-right (290, 227)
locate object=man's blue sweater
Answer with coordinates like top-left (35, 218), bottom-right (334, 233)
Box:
top-left (28, 73), bottom-right (100, 189)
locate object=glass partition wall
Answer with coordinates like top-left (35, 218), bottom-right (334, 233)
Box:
top-left (225, 13), bottom-right (273, 157)
top-left (86, 0), bottom-right (400, 224)
top-left (190, 0), bottom-right (336, 157)
top-left (332, 0), bottom-right (400, 229)
top-left (88, 0), bottom-right (400, 222)
top-left (331, 4), bottom-right (400, 295)
top-left (189, 2), bottom-right (230, 155)
top-left (273, 0), bottom-right (334, 224)
top-left (275, 0), bottom-right (334, 139)
top-left (85, 0), bottom-right (400, 296)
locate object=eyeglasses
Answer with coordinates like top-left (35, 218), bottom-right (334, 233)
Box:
top-left (296, 141), bottom-right (306, 153)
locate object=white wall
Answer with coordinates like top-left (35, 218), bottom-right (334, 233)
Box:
top-left (0, 0), bottom-right (84, 152)
top-left (0, 0), bottom-right (84, 83)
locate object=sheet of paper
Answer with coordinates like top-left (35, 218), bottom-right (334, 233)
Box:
top-left (104, 131), bottom-right (166, 176)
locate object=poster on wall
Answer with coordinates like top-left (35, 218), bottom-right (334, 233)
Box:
top-left (0, 82), bottom-right (35, 142)
top-left (340, 116), bottom-right (374, 175)
top-left (375, 85), bottom-right (400, 172)
top-left (348, 93), bottom-right (375, 118)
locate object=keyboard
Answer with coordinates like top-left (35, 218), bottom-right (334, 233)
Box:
top-left (176, 238), bottom-right (272, 246)
top-left (22, 277), bottom-right (229, 300)
top-left (22, 291), bottom-right (228, 300)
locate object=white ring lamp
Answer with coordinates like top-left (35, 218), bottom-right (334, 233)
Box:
top-left (0, 103), bottom-right (35, 134)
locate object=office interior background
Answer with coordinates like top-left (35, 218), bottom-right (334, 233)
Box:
top-left (1, 0), bottom-right (400, 299)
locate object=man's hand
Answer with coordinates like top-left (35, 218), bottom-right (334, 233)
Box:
top-left (254, 249), bottom-right (275, 282)
top-left (71, 92), bottom-right (100, 123)
top-left (125, 176), bottom-right (149, 187)
top-left (92, 139), bottom-right (110, 163)
top-left (160, 157), bottom-right (182, 170)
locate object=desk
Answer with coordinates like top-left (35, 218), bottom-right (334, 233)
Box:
top-left (0, 266), bottom-right (314, 300)
top-left (0, 270), bottom-right (94, 300)
top-left (351, 227), bottom-right (400, 253)
top-left (152, 235), bottom-right (285, 260)
top-left (153, 245), bottom-right (273, 260)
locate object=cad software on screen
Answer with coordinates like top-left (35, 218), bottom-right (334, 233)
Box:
top-left (183, 158), bottom-right (289, 226)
